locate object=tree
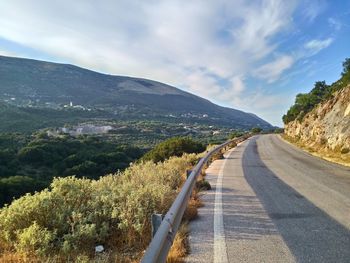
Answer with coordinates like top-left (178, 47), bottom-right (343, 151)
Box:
top-left (251, 127), bottom-right (262, 134)
top-left (142, 137), bottom-right (205, 163)
top-left (229, 131), bottom-right (244, 139)
top-left (282, 80), bottom-right (332, 124)
top-left (0, 176), bottom-right (43, 206)
top-left (17, 146), bottom-right (45, 163)
top-left (342, 58), bottom-right (350, 76)
top-left (311, 81), bottom-right (330, 100)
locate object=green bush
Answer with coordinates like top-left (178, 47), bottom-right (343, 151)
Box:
top-left (283, 81), bottom-right (331, 124)
top-left (142, 137), bottom-right (205, 163)
top-left (229, 131), bottom-right (244, 139)
top-left (15, 221), bottom-right (55, 256)
top-left (274, 128), bottom-right (284, 134)
top-left (251, 127), bottom-right (262, 134)
top-left (283, 58), bottom-right (350, 124)
top-left (0, 154), bottom-right (198, 260)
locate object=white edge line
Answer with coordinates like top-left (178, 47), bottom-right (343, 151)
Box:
top-left (213, 152), bottom-right (230, 263)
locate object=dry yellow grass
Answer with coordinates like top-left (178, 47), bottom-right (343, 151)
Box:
top-left (167, 143), bottom-right (238, 262)
top-left (0, 252), bottom-right (39, 263)
top-left (166, 224), bottom-right (189, 263)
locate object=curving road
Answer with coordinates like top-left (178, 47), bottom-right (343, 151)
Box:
top-left (186, 134), bottom-right (350, 263)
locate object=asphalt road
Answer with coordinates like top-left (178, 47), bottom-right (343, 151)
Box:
top-left (186, 134), bottom-right (350, 263)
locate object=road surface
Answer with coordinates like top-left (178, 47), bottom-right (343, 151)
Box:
top-left (185, 134), bottom-right (350, 263)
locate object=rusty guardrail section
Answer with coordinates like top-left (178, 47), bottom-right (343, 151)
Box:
top-left (141, 135), bottom-right (250, 263)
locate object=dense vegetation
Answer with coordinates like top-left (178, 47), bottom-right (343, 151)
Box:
top-left (0, 129), bottom-right (214, 261)
top-left (229, 130), bottom-right (245, 139)
top-left (283, 58), bottom-right (350, 124)
top-left (0, 102), bottom-right (112, 133)
top-left (250, 127), bottom-right (263, 134)
top-left (142, 137), bottom-right (205, 163)
top-left (0, 101), bottom-right (244, 148)
top-left (0, 133), bottom-right (144, 206)
top-left (0, 152), bottom-right (199, 262)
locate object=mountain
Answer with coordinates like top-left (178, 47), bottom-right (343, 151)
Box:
top-left (0, 55), bottom-right (272, 130)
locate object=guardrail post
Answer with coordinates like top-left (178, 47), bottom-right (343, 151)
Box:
top-left (151, 213), bottom-right (163, 237)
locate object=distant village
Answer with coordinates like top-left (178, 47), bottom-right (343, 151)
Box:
top-left (46, 122), bottom-right (226, 137)
top-left (47, 124), bottom-right (114, 137)
top-left (1, 93), bottom-right (91, 109)
top-left (2, 94), bottom-right (233, 138)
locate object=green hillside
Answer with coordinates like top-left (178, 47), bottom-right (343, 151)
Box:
top-left (0, 55), bottom-right (272, 130)
top-left (283, 58), bottom-right (350, 124)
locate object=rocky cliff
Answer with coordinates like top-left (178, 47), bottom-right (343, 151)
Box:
top-left (285, 85), bottom-right (350, 155)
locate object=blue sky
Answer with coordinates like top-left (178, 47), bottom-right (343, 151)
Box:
top-left (0, 0), bottom-right (349, 126)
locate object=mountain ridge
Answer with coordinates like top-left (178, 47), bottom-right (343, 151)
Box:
top-left (0, 55), bottom-right (272, 130)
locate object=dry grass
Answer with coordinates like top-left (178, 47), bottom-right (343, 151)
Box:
top-left (167, 142), bottom-right (239, 262)
top-left (110, 251), bottom-right (142, 263)
top-left (211, 150), bottom-right (224, 161)
top-left (0, 252), bottom-right (38, 263)
top-left (179, 139), bottom-right (243, 262)
top-left (167, 224), bottom-right (189, 263)
top-left (0, 251), bottom-right (143, 263)
top-left (183, 197), bottom-right (204, 222)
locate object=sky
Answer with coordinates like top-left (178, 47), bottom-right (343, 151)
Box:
top-left (0, 0), bottom-right (349, 126)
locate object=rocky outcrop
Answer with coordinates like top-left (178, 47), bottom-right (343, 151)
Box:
top-left (285, 86), bottom-right (350, 153)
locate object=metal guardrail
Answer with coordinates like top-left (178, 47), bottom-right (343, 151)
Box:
top-left (141, 135), bottom-right (249, 263)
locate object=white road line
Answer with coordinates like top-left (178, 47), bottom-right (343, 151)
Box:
top-left (213, 152), bottom-right (229, 263)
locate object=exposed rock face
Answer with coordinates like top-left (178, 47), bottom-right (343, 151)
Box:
top-left (285, 86), bottom-right (350, 152)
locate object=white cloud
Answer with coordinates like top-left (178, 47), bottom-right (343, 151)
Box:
top-left (328, 18), bottom-right (342, 31)
top-left (230, 76), bottom-right (246, 94)
top-left (233, 1), bottom-right (296, 60)
top-left (304, 38), bottom-right (333, 55)
top-left (0, 0), bottom-right (296, 77)
top-left (254, 55), bottom-right (294, 83)
top-left (0, 0), bottom-right (300, 125)
top-left (301, 0), bottom-right (327, 22)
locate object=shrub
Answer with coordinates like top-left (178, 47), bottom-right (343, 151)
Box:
top-left (15, 221), bottom-right (55, 256)
top-left (251, 127), bottom-right (262, 134)
top-left (341, 148), bottom-right (350, 154)
top-left (211, 150), bottom-right (224, 160)
top-left (320, 138), bottom-right (327, 145)
top-left (142, 137), bottom-right (205, 163)
top-left (196, 179), bottom-right (211, 191)
top-left (0, 154), bottom-right (199, 261)
top-left (229, 131), bottom-right (244, 139)
top-left (274, 128), bottom-right (284, 134)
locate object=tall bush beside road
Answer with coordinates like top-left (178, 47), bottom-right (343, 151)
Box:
top-left (0, 154), bottom-right (198, 261)
top-left (142, 137), bottom-right (205, 163)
